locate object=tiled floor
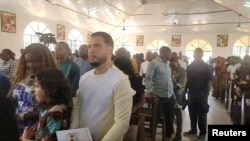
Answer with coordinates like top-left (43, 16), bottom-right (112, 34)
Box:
top-left (155, 93), bottom-right (233, 141)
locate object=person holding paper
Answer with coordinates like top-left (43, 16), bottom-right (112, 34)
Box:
top-left (22, 68), bottom-right (71, 141)
top-left (70, 31), bottom-right (135, 141)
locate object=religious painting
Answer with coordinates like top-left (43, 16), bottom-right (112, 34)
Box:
top-left (1, 11), bottom-right (16, 33)
top-left (171, 35), bottom-right (181, 46)
top-left (57, 24), bottom-right (65, 40)
top-left (217, 34), bottom-right (228, 47)
top-left (136, 35), bottom-right (144, 46)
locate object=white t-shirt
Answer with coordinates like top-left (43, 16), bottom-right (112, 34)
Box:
top-left (139, 60), bottom-right (149, 86)
top-left (75, 66), bottom-right (135, 141)
top-left (227, 64), bottom-right (234, 72)
top-left (230, 63), bottom-right (241, 80)
top-left (139, 60), bottom-right (149, 76)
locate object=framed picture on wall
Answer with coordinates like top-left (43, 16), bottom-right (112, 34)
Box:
top-left (136, 35), bottom-right (144, 46)
top-left (171, 35), bottom-right (181, 46)
top-left (87, 31), bottom-right (92, 43)
top-left (1, 11), bottom-right (16, 33)
top-left (57, 24), bottom-right (65, 40)
top-left (217, 34), bottom-right (228, 47)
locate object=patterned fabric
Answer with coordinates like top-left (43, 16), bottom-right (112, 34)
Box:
top-left (36, 105), bottom-right (69, 141)
top-left (235, 65), bottom-right (250, 92)
top-left (212, 58), bottom-right (227, 98)
top-left (0, 59), bottom-right (16, 79)
top-left (172, 66), bottom-right (187, 104)
top-left (12, 77), bottom-right (38, 134)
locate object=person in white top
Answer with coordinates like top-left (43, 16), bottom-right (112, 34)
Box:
top-left (139, 51), bottom-right (153, 87)
top-left (70, 31), bottom-right (135, 141)
top-left (230, 56), bottom-right (241, 80)
top-left (0, 49), bottom-right (16, 79)
top-left (226, 56), bottom-right (235, 80)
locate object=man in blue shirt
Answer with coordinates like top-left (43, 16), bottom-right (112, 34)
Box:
top-left (74, 44), bottom-right (93, 76)
top-left (145, 46), bottom-right (175, 139)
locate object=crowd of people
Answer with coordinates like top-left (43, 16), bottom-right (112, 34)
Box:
top-left (210, 55), bottom-right (250, 125)
top-left (0, 31), bottom-right (249, 141)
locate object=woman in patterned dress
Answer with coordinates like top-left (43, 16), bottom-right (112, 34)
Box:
top-left (8, 43), bottom-right (58, 136)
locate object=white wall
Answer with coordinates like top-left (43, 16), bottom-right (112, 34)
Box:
top-left (0, 8), bottom-right (249, 60)
top-left (0, 8), bottom-right (89, 58)
top-left (113, 33), bottom-right (248, 59)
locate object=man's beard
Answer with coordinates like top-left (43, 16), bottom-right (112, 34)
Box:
top-left (89, 56), bottom-right (108, 67)
top-left (90, 62), bottom-right (100, 67)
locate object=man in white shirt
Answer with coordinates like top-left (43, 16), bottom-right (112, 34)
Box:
top-left (230, 56), bottom-right (241, 80)
top-left (70, 31), bottom-right (135, 141)
top-left (139, 51), bottom-right (153, 88)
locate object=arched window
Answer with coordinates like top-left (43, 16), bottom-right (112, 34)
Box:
top-left (67, 29), bottom-right (84, 53)
top-left (146, 39), bottom-right (168, 53)
top-left (233, 36), bottom-right (250, 58)
top-left (23, 21), bottom-right (54, 50)
top-left (185, 39), bottom-right (212, 63)
top-left (114, 37), bottom-right (133, 55)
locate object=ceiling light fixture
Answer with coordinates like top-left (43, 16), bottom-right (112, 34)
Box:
top-left (82, 1), bottom-right (98, 19)
top-left (163, 0), bottom-right (169, 16)
top-left (122, 20), bottom-right (126, 30)
top-left (173, 12), bottom-right (178, 25)
top-left (237, 14), bottom-right (241, 30)
top-left (83, 7), bottom-right (99, 13)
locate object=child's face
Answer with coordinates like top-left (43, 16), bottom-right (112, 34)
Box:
top-left (34, 79), bottom-right (46, 103)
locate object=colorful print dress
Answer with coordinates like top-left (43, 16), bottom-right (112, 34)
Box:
top-left (12, 74), bottom-right (38, 134)
top-left (36, 105), bottom-right (69, 141)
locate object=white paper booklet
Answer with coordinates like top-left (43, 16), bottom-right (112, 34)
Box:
top-left (56, 128), bottom-right (93, 141)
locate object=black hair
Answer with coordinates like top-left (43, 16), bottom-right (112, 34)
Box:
top-left (91, 31), bottom-right (114, 47)
top-left (171, 52), bottom-right (178, 58)
top-left (57, 41), bottom-right (71, 52)
top-left (13, 43), bottom-right (58, 85)
top-left (242, 55), bottom-right (250, 66)
top-left (170, 56), bottom-right (179, 62)
top-left (1, 48), bottom-right (15, 60)
top-left (114, 57), bottom-right (135, 77)
top-left (35, 68), bottom-right (71, 107)
top-left (0, 91), bottom-right (19, 141)
top-left (194, 48), bottom-right (203, 58)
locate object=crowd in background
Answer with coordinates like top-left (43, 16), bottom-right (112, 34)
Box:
top-left (0, 31), bottom-right (249, 141)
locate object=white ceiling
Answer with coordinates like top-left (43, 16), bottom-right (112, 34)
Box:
top-left (1, 0), bottom-right (250, 34)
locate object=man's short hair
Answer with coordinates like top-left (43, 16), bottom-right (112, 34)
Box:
top-left (91, 32), bottom-right (114, 47)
